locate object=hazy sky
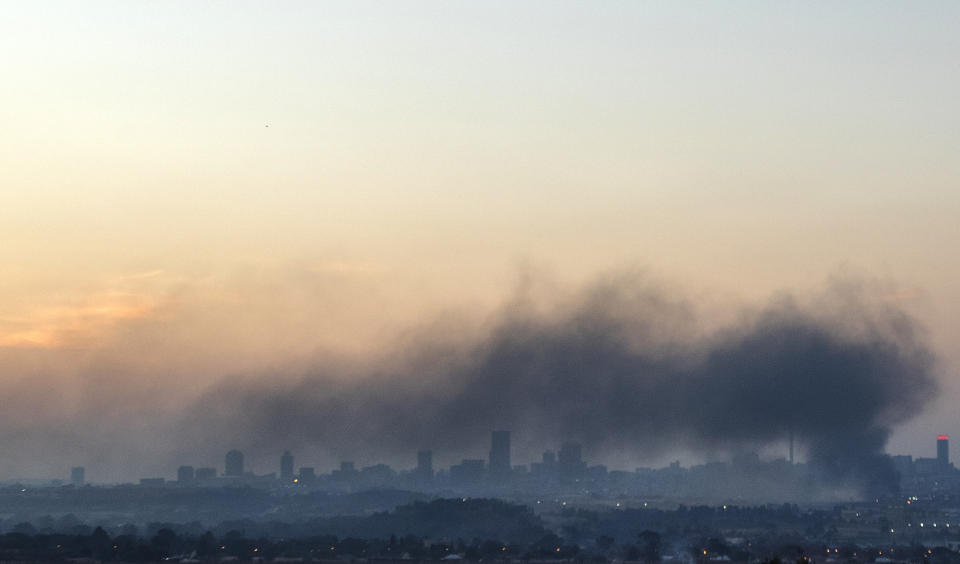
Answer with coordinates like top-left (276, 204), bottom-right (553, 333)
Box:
top-left (1, 2), bottom-right (959, 481)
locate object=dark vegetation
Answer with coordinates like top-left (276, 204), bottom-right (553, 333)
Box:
top-left (3, 497), bottom-right (960, 563)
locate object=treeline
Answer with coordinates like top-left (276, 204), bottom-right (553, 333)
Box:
top-left (1, 498), bottom-right (548, 542)
top-left (7, 527), bottom-right (960, 564)
top-left (0, 526), bottom-right (582, 562)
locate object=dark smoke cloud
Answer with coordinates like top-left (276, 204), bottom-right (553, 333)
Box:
top-left (182, 272), bottom-right (936, 493)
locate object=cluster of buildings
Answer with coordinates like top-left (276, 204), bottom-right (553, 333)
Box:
top-left (169, 430), bottom-right (593, 490)
top-left (63, 433), bottom-right (960, 501)
top-left (64, 430), bottom-right (594, 491)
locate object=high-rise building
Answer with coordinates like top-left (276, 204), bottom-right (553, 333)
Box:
top-left (417, 450), bottom-right (434, 481)
top-left (938, 434), bottom-right (950, 470)
top-left (225, 450), bottom-right (244, 477)
top-left (177, 465), bottom-right (195, 483)
top-left (489, 431), bottom-right (511, 478)
top-left (281, 450), bottom-right (294, 481)
top-left (71, 466), bottom-right (85, 486)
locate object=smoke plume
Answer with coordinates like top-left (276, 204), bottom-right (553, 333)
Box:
top-left (182, 272), bottom-right (936, 493)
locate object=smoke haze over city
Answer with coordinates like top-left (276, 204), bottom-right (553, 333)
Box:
top-left (1, 2), bottom-right (959, 491)
top-left (0, 268), bottom-right (940, 487)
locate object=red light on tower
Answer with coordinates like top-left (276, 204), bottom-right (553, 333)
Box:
top-left (938, 435), bottom-right (950, 470)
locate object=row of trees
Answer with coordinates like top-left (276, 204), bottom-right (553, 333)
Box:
top-left (0, 527), bottom-right (599, 562)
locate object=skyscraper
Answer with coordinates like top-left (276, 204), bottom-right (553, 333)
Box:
top-left (489, 430), bottom-right (511, 478)
top-left (225, 450), bottom-right (244, 477)
top-left (938, 434), bottom-right (949, 470)
top-left (281, 450), bottom-right (294, 481)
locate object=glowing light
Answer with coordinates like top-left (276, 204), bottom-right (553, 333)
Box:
top-left (938, 435), bottom-right (949, 440)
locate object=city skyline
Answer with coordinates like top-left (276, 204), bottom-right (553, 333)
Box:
top-left (19, 430), bottom-right (959, 488)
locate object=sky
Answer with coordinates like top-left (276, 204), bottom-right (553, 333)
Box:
top-left (1, 1), bottom-right (959, 482)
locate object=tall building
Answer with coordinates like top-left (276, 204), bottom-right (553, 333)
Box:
top-left (280, 450), bottom-right (294, 481)
top-left (177, 465), bottom-right (195, 483)
top-left (70, 466), bottom-right (85, 486)
top-left (938, 434), bottom-right (950, 470)
top-left (489, 431), bottom-right (511, 478)
top-left (225, 450), bottom-right (244, 477)
top-left (417, 450), bottom-right (434, 481)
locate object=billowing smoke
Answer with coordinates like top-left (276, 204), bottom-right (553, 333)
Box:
top-left (182, 273), bottom-right (936, 493)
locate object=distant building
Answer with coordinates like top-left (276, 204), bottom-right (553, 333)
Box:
top-left (70, 467), bottom-right (85, 486)
top-left (298, 467), bottom-right (316, 483)
top-left (938, 434), bottom-right (950, 470)
top-left (891, 455), bottom-right (914, 479)
top-left (332, 461), bottom-right (358, 482)
top-left (417, 450), bottom-right (434, 482)
top-left (139, 478), bottom-right (164, 486)
top-left (177, 465), bottom-right (195, 483)
top-left (914, 457), bottom-right (941, 476)
top-left (280, 451), bottom-right (294, 481)
top-left (195, 467), bottom-right (217, 481)
top-left (531, 450), bottom-right (556, 477)
top-left (225, 450), bottom-right (244, 477)
top-left (360, 463), bottom-right (396, 486)
top-left (558, 442), bottom-right (586, 479)
top-left (489, 431), bottom-right (511, 478)
top-left (450, 459), bottom-right (485, 485)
